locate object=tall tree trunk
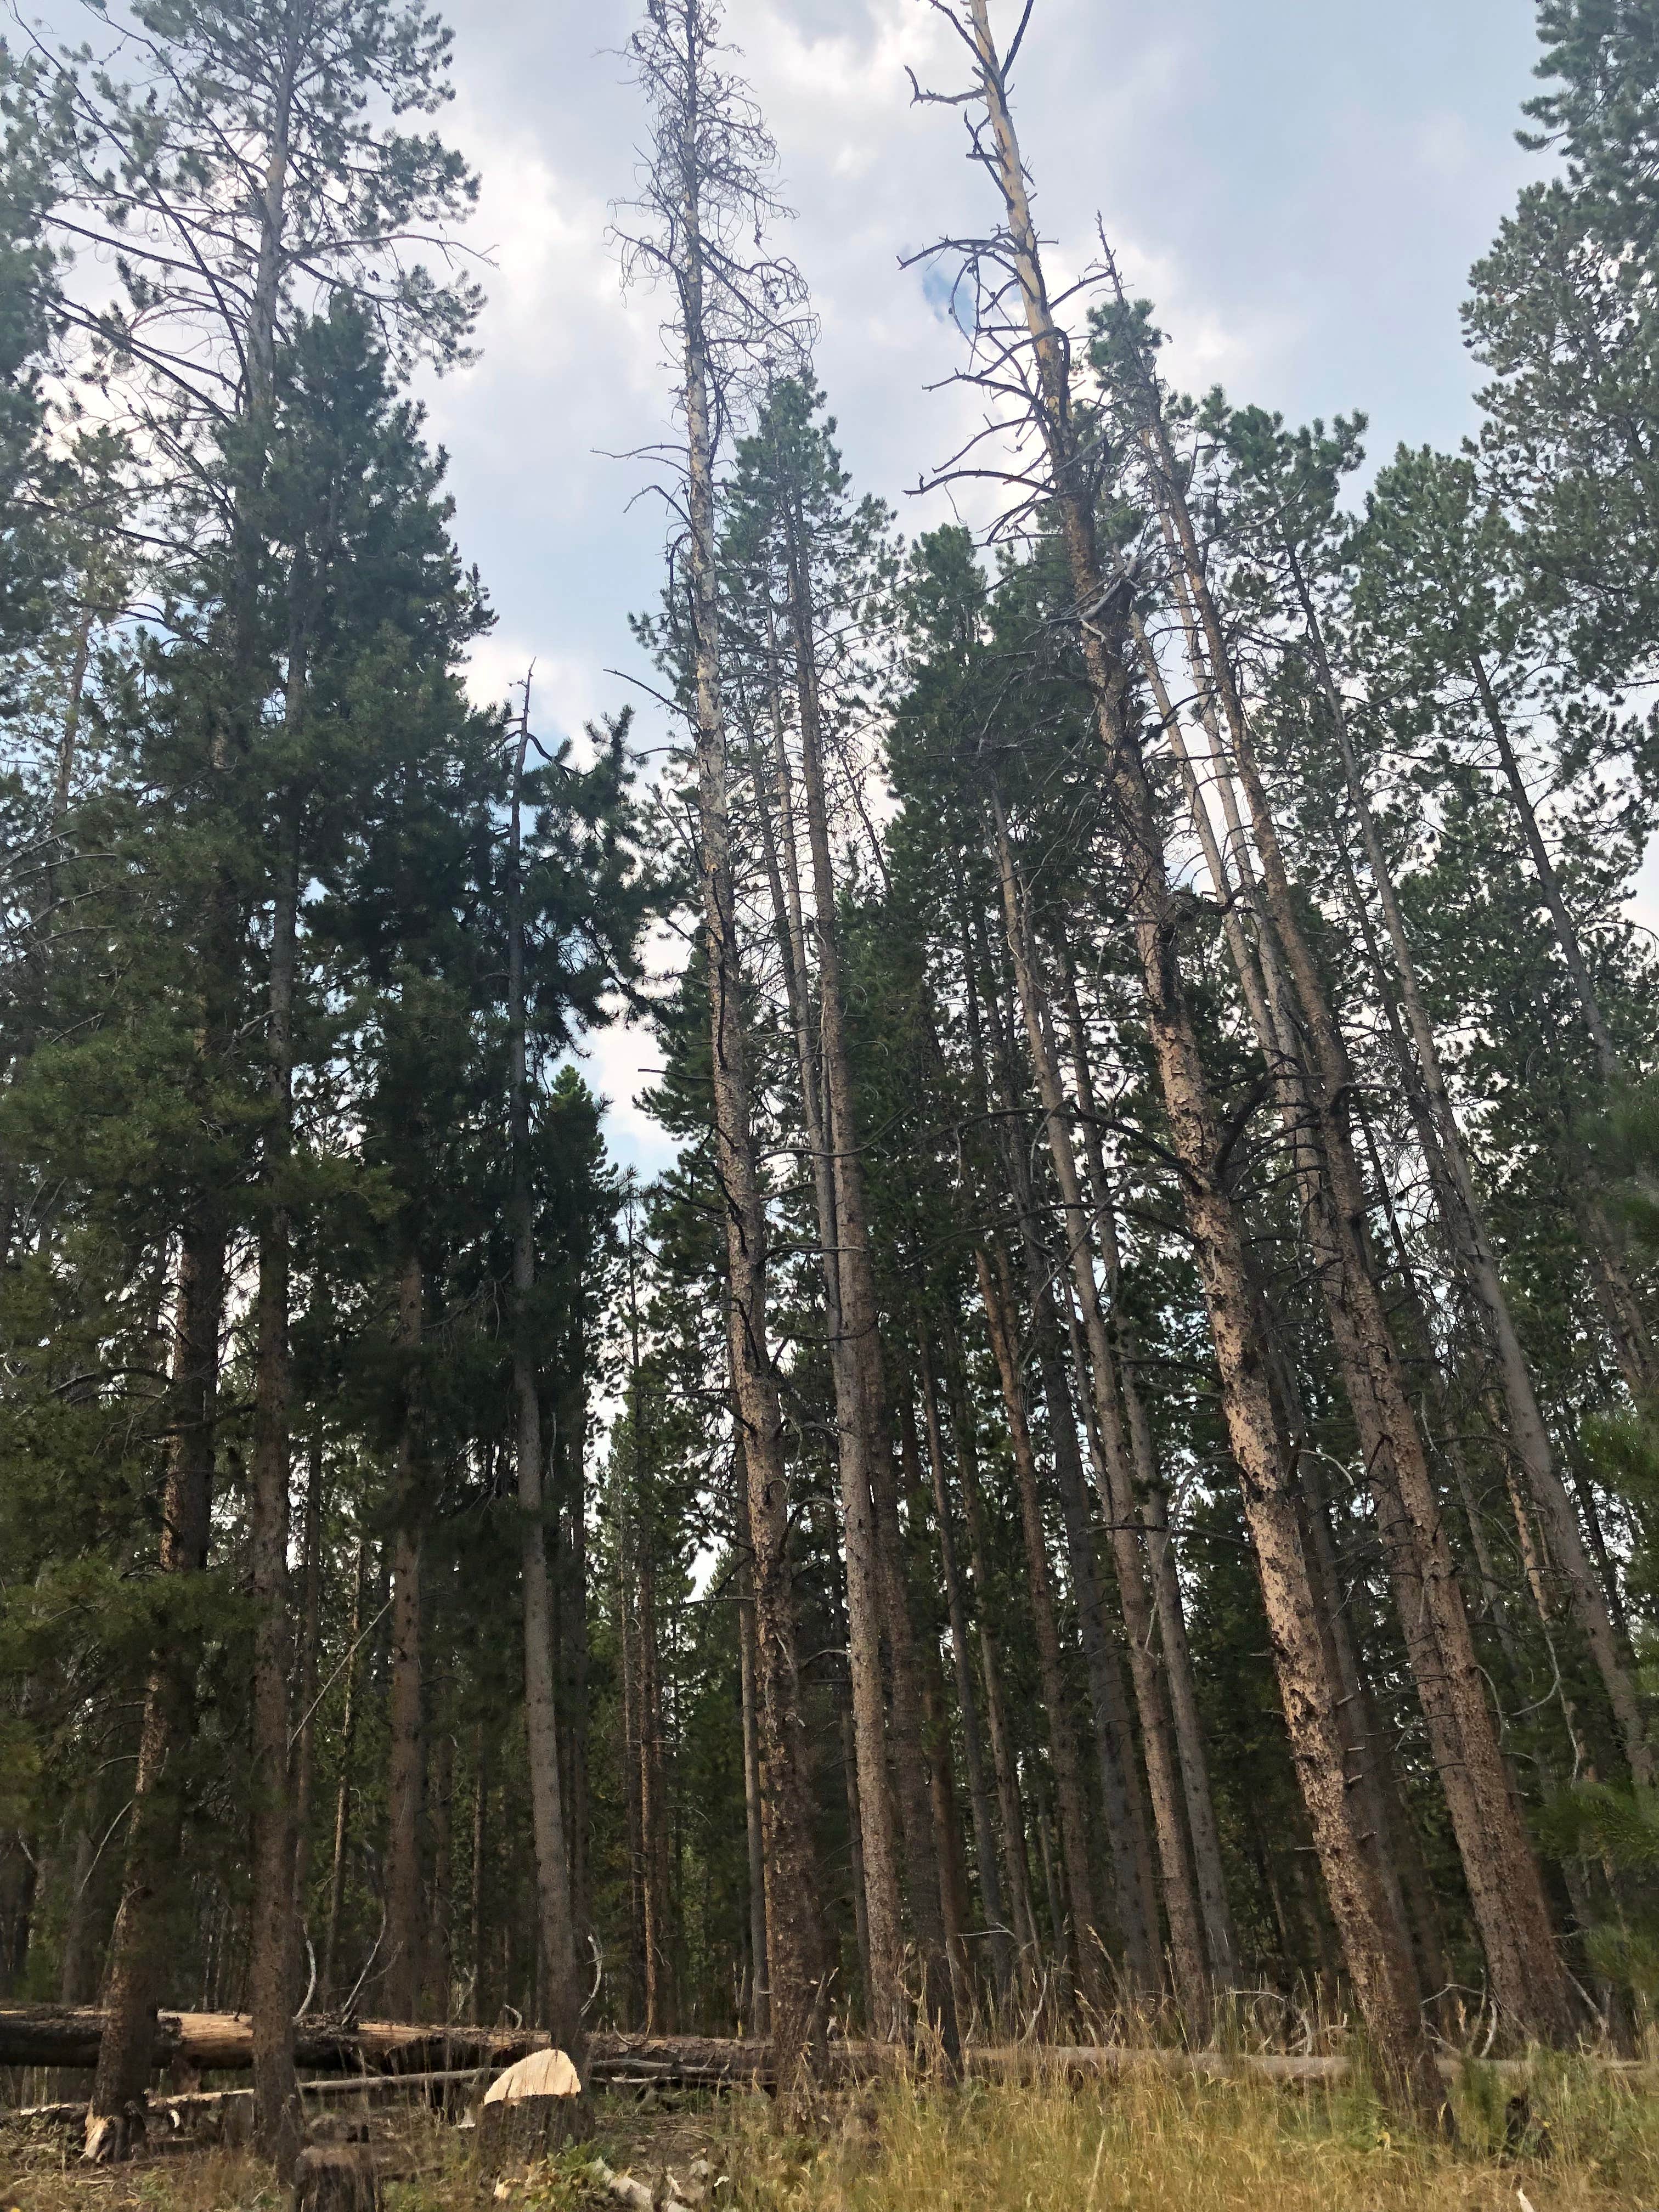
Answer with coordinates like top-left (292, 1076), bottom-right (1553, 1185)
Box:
top-left (917, 1336), bottom-right (1014, 1998)
top-left (428, 1723), bottom-right (454, 2018)
top-left (945, 1333), bottom-right (1040, 1971)
top-left (508, 706), bottom-right (586, 2076)
top-left (1039, 1298), bottom-right (1165, 2001)
top-left (747, 636), bottom-right (901, 2041)
top-left (59, 1819), bottom-right (98, 2006)
top-left (1056, 961), bottom-right (1240, 1992)
top-left (678, 153), bottom-right (824, 2086)
top-left (975, 1246), bottom-right (1104, 2008)
top-left (781, 498), bottom-right (957, 2052)
top-left (637, 1544), bottom-right (672, 2035)
top-left (900, 1396), bottom-right (975, 1999)
top-left (562, 1361), bottom-right (592, 1955)
top-left (953, 0), bottom-right (1441, 2114)
top-left (1142, 404), bottom-right (1576, 2044)
top-left (1469, 650), bottom-right (1623, 1082)
top-left (322, 1542), bottom-right (366, 2007)
top-left (291, 1437), bottom-right (324, 1982)
top-left (984, 820), bottom-right (1212, 2017)
top-left (385, 1255), bottom-right (426, 2027)
top-left (468, 1724), bottom-right (488, 2027)
top-left (250, 789), bottom-right (301, 2172)
top-left (1289, 569), bottom-right (1650, 1786)
top-left (91, 1213), bottom-right (226, 2137)
top-left (736, 1466), bottom-right (770, 2041)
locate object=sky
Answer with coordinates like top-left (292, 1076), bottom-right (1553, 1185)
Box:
top-left (400, 0), bottom-right (1645, 1175)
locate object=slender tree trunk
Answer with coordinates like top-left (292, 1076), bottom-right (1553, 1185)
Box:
top-left (619, 1510), bottom-right (646, 2027)
top-left (900, 1396), bottom-right (975, 1993)
top-left (1039, 1297), bottom-right (1165, 2002)
top-left (508, 709), bottom-right (586, 2076)
top-left (1469, 650), bottom-right (1623, 1083)
top-left (1143, 409), bottom-right (1576, 2043)
top-left (469, 1725), bottom-right (488, 2027)
top-left (291, 1438), bottom-right (324, 1980)
top-left (428, 1724), bottom-right (454, 2018)
top-left (563, 1367), bottom-right (592, 1956)
top-left (385, 1254), bottom-right (426, 2027)
top-left (747, 636), bottom-right (900, 2041)
top-left (250, 789), bottom-right (301, 2172)
top-left (946, 1334), bottom-right (1040, 1971)
top-left (322, 1542), bottom-right (365, 2007)
top-left (985, 817), bottom-right (1212, 2017)
top-left (955, 0), bottom-right (1441, 2114)
top-left (782, 501), bottom-right (958, 2052)
top-left (975, 1246), bottom-right (1103, 2007)
top-left (91, 1214), bottom-right (226, 2137)
top-left (638, 1544), bottom-right (672, 2035)
top-left (1291, 573), bottom-right (1650, 1786)
top-left (59, 1820), bottom-right (97, 2007)
top-left (917, 1336), bottom-right (1013, 1997)
top-left (736, 1475), bottom-right (770, 2041)
top-left (1055, 958), bottom-right (1240, 1990)
top-left (678, 158), bottom-right (823, 2088)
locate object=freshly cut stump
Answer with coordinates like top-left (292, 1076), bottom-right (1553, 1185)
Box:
top-left (477, 2093), bottom-right (589, 2165)
top-left (477, 2049), bottom-right (588, 2168)
top-left (291, 2145), bottom-right (383, 2212)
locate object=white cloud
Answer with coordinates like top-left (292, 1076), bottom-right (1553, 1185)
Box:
top-left (408, 0), bottom-right (1553, 1179)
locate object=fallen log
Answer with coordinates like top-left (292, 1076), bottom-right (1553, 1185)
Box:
top-left (4, 2008), bottom-right (1653, 2108)
top-left (7, 2068), bottom-right (499, 2131)
top-left (0, 2005), bottom-right (548, 2077)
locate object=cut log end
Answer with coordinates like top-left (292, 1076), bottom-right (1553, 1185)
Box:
top-left (292, 2145), bottom-right (385, 2212)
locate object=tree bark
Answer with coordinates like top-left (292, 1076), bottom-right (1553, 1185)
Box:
top-left (1143, 409), bottom-right (1575, 2044)
top-left (1055, 960), bottom-right (1240, 1991)
top-left (944, 1331), bottom-right (1040, 1972)
top-left (780, 493), bottom-right (957, 2054)
top-left (637, 1543), bottom-right (672, 2035)
top-left (985, 813), bottom-right (1213, 2017)
top-left (508, 707), bottom-right (586, 2076)
top-left (250, 786), bottom-right (301, 2172)
top-left (1289, 567), bottom-right (1650, 1787)
top-left (954, 0), bottom-right (1442, 2117)
top-left (736, 1474), bottom-right (770, 2041)
top-left (917, 1335), bottom-right (1014, 1998)
top-left (468, 1725), bottom-right (488, 2027)
top-left (746, 639), bottom-right (900, 2041)
top-left (1469, 648), bottom-right (1623, 1084)
top-left (975, 1246), bottom-right (1104, 2008)
top-left (323, 1543), bottom-right (366, 2007)
top-left (292, 1437), bottom-right (325, 1977)
top-left (668, 92), bottom-right (827, 2078)
top-left (91, 1212), bottom-right (226, 2132)
top-left (385, 1256), bottom-right (426, 2028)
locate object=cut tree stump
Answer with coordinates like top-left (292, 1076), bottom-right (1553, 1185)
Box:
top-left (476, 2094), bottom-right (590, 2166)
top-left (291, 2145), bottom-right (383, 2212)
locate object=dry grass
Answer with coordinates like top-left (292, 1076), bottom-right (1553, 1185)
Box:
top-left (7, 2063), bottom-right (1659, 2212)
top-left (714, 2060), bottom-right (1659, 2212)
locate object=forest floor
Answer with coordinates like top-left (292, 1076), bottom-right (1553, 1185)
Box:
top-left (5, 2061), bottom-right (1659, 2212)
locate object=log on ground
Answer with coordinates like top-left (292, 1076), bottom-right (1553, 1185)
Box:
top-left (0, 2005), bottom-right (548, 2077)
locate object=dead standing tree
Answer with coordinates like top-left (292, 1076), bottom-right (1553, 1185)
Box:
top-left (904, 0), bottom-right (1441, 2122)
top-left (613, 0), bottom-right (826, 2097)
